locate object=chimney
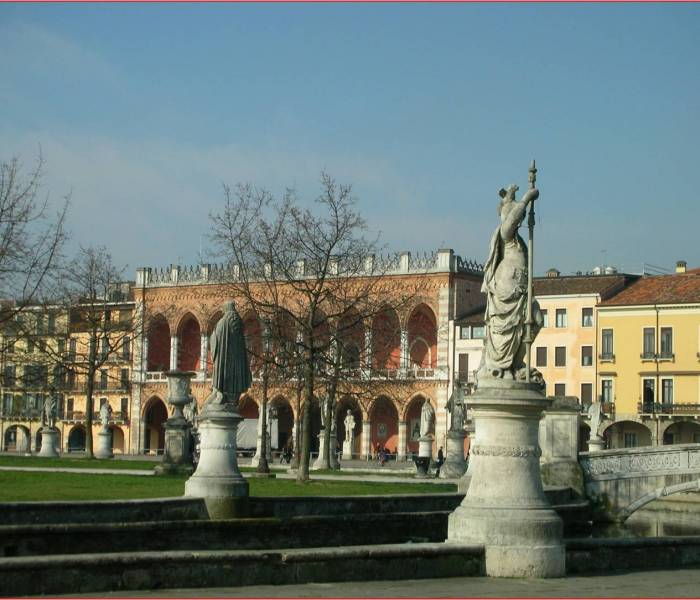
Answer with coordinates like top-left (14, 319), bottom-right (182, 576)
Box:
top-left (676, 260), bottom-right (687, 274)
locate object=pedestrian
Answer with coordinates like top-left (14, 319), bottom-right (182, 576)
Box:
top-left (435, 446), bottom-right (444, 477)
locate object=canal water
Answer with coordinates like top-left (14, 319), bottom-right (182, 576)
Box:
top-left (589, 504), bottom-right (700, 538)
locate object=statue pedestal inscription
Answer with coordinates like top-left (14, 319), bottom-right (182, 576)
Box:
top-left (414, 435), bottom-right (432, 478)
top-left (440, 430), bottom-right (467, 479)
top-left (38, 427), bottom-right (60, 458)
top-left (184, 405), bottom-right (249, 517)
top-left (447, 379), bottom-right (565, 578)
top-left (95, 429), bottom-right (113, 459)
top-left (155, 417), bottom-right (193, 475)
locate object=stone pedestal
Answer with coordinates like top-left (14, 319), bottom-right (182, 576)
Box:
top-left (414, 435), bottom-right (433, 478)
top-left (539, 396), bottom-right (584, 496)
top-left (588, 436), bottom-right (605, 452)
top-left (440, 430), bottom-right (467, 479)
top-left (184, 405), bottom-right (249, 518)
top-left (38, 428), bottom-right (59, 458)
top-left (95, 429), bottom-right (113, 459)
top-left (312, 430), bottom-right (328, 470)
top-left (342, 439), bottom-right (353, 460)
top-left (447, 379), bottom-right (565, 578)
top-left (155, 417), bottom-right (193, 476)
top-left (330, 429), bottom-right (340, 470)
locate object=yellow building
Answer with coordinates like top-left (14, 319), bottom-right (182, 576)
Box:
top-left (531, 271), bottom-right (636, 404)
top-left (596, 264), bottom-right (700, 448)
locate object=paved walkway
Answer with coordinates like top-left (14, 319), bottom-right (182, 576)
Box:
top-left (63, 568), bottom-right (700, 598)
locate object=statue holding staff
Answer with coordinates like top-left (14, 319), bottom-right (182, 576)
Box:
top-left (478, 165), bottom-right (544, 385)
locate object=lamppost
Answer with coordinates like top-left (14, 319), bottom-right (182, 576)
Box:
top-left (290, 330), bottom-right (304, 470)
top-left (256, 318), bottom-right (272, 474)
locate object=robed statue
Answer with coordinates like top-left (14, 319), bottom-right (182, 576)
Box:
top-left (204, 301), bottom-right (252, 409)
top-left (588, 400), bottom-right (602, 439)
top-left (100, 402), bottom-right (112, 431)
top-left (419, 399), bottom-right (435, 438)
top-left (42, 395), bottom-right (57, 429)
top-left (478, 183), bottom-right (543, 382)
top-left (447, 380), bottom-right (465, 432)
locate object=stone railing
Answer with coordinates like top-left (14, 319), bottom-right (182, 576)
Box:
top-left (136, 249), bottom-right (484, 288)
top-left (580, 443), bottom-right (700, 481)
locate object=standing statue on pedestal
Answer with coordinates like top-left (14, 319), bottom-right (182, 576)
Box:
top-left (344, 410), bottom-right (355, 443)
top-left (419, 399), bottom-right (435, 437)
top-left (183, 398), bottom-right (198, 425)
top-left (447, 380), bottom-right (465, 432)
top-left (42, 395), bottom-right (57, 429)
top-left (99, 402), bottom-right (112, 432)
top-left (204, 301), bottom-right (252, 409)
top-left (478, 182), bottom-right (543, 384)
top-left (588, 400), bottom-right (602, 439)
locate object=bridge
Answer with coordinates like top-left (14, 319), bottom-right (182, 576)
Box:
top-left (579, 443), bottom-right (700, 522)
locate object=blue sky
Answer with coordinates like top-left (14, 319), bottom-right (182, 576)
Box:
top-left (1, 4), bottom-right (698, 277)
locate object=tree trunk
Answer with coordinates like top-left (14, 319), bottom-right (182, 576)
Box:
top-left (320, 370), bottom-right (337, 470)
top-left (84, 368), bottom-right (95, 459)
top-left (296, 352), bottom-right (314, 483)
top-left (290, 377), bottom-right (302, 470)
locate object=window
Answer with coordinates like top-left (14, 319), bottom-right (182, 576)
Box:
top-left (122, 336), bottom-right (131, 360)
top-left (26, 339), bottom-right (34, 353)
top-left (601, 329), bottom-right (614, 359)
top-left (99, 369), bottom-right (108, 390)
top-left (460, 326), bottom-right (470, 339)
top-left (554, 383), bottom-right (566, 397)
top-left (471, 326), bottom-right (485, 339)
top-left (660, 327), bottom-right (673, 358)
top-left (120, 397), bottom-right (129, 418)
top-left (555, 309), bottom-right (567, 328)
top-left (100, 337), bottom-right (109, 360)
top-left (541, 309), bottom-right (549, 328)
top-left (6, 339), bottom-right (14, 353)
top-left (581, 346), bottom-right (593, 367)
top-left (36, 315), bottom-right (44, 335)
top-left (66, 397), bottom-right (74, 417)
top-left (643, 378), bottom-right (655, 412)
top-left (662, 379), bottom-right (673, 404)
top-left (68, 338), bottom-right (77, 360)
top-left (601, 379), bottom-right (613, 403)
top-left (642, 327), bottom-right (655, 359)
top-left (555, 346), bottom-right (566, 367)
top-left (67, 369), bottom-right (76, 389)
top-left (624, 433), bottom-right (637, 448)
top-left (48, 313), bottom-right (56, 334)
top-left (3, 364), bottom-right (16, 387)
top-left (2, 393), bottom-right (13, 415)
top-left (57, 339), bottom-right (65, 355)
top-left (120, 368), bottom-right (129, 388)
top-left (582, 308), bottom-right (593, 328)
top-left (581, 383), bottom-right (593, 406)
top-left (460, 326), bottom-right (485, 340)
top-left (458, 354), bottom-right (469, 382)
top-left (535, 347), bottom-right (547, 367)
top-left (53, 365), bottom-right (65, 388)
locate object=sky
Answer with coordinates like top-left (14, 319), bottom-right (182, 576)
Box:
top-left (1, 3), bottom-right (699, 278)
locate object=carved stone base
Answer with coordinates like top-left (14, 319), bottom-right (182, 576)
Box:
top-left (342, 440), bottom-right (353, 460)
top-left (94, 430), bottom-right (113, 459)
top-left (155, 417), bottom-right (193, 476)
top-left (38, 428), bottom-right (59, 458)
top-left (185, 405), bottom-right (248, 516)
top-left (447, 379), bottom-right (565, 578)
top-left (440, 430), bottom-right (467, 479)
top-left (588, 436), bottom-right (605, 452)
top-left (312, 430), bottom-right (329, 470)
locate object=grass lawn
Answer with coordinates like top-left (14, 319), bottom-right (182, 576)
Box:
top-left (0, 471), bottom-right (456, 502)
top-left (0, 455), bottom-right (157, 470)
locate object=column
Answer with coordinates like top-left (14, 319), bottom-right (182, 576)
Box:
top-left (199, 334), bottom-right (208, 378)
top-left (364, 328), bottom-right (372, 373)
top-left (400, 329), bottom-right (409, 371)
top-left (140, 337), bottom-right (149, 376)
top-left (397, 420), bottom-right (407, 461)
top-left (361, 420), bottom-right (371, 459)
top-left (169, 336), bottom-right (178, 371)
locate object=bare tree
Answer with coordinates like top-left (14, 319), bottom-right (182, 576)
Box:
top-left (55, 246), bottom-right (140, 458)
top-left (0, 154), bottom-right (68, 327)
top-left (210, 173), bottom-right (423, 481)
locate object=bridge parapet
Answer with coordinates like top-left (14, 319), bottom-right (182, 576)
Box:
top-left (580, 444), bottom-right (700, 522)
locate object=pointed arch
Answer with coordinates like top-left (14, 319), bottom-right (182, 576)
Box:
top-left (147, 314), bottom-right (170, 372)
top-left (407, 303), bottom-right (437, 369)
top-left (177, 312), bottom-right (202, 372)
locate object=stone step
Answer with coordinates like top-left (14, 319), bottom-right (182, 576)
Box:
top-left (0, 543), bottom-right (485, 596)
top-left (0, 511), bottom-right (449, 558)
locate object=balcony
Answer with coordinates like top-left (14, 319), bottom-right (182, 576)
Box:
top-left (598, 353), bottom-right (615, 362)
top-left (638, 402), bottom-right (700, 416)
top-left (640, 352), bottom-right (656, 361)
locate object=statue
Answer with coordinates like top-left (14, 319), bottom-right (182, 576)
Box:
top-left (419, 399), bottom-right (435, 438)
top-left (204, 300), bottom-right (252, 408)
top-left (99, 402), bottom-right (112, 431)
top-left (320, 395), bottom-right (331, 429)
top-left (343, 410), bottom-right (355, 443)
top-left (183, 398), bottom-right (198, 425)
top-left (447, 380), bottom-right (465, 432)
top-left (42, 395), bottom-right (57, 429)
top-left (588, 400), bottom-right (602, 439)
top-left (478, 182), bottom-right (543, 382)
